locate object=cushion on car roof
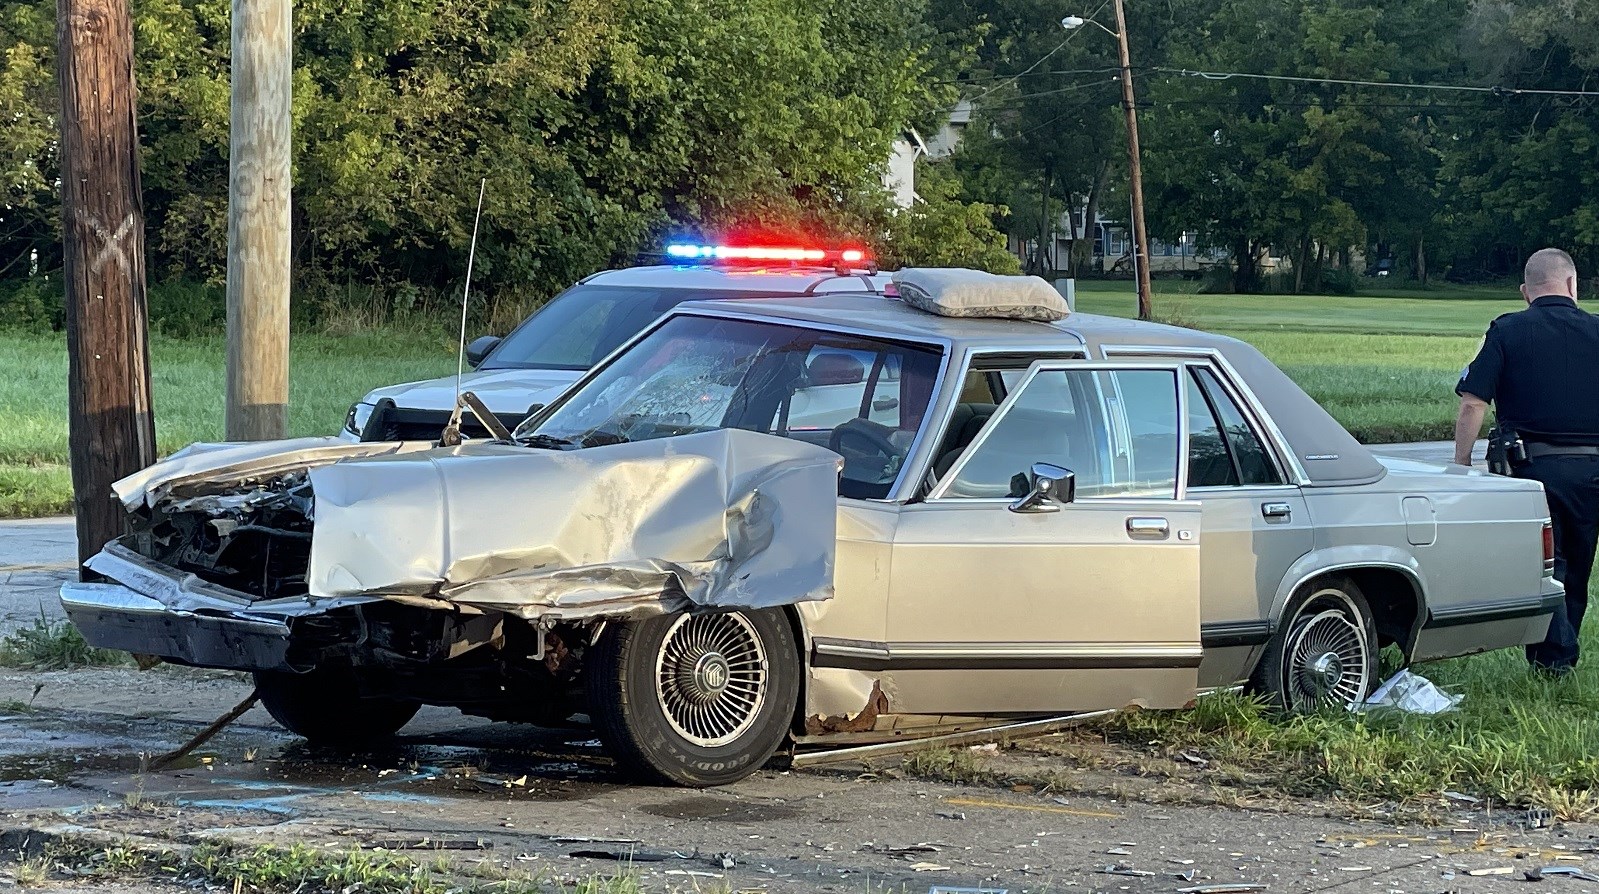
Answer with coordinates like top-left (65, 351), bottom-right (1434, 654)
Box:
top-left (892, 268), bottom-right (1069, 322)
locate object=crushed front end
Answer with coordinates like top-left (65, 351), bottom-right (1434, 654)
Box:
top-left (61, 431), bottom-right (839, 726)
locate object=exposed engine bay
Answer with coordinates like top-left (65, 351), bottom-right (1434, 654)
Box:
top-left (142, 472), bottom-right (316, 602)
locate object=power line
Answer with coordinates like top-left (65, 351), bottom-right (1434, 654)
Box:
top-left (1154, 66), bottom-right (1599, 97)
top-left (967, 0), bottom-right (1113, 103)
top-left (938, 66), bottom-right (1125, 85)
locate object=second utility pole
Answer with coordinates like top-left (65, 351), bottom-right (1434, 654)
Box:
top-left (225, 0), bottom-right (292, 440)
top-left (1112, 0), bottom-right (1153, 321)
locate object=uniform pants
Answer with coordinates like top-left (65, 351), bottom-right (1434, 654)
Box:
top-left (1518, 455), bottom-right (1599, 670)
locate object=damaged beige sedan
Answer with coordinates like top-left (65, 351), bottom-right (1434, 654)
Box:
top-left (63, 269), bottom-right (1560, 786)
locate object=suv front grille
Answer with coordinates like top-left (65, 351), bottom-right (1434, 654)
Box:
top-left (362, 404), bottom-right (534, 442)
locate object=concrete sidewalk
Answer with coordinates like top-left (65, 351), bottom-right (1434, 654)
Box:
top-left (0, 516), bottom-right (75, 632)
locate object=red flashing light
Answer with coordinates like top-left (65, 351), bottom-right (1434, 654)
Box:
top-left (666, 243), bottom-right (871, 267)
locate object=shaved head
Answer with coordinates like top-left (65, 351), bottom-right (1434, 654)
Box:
top-left (1522, 248), bottom-right (1579, 302)
top-left (1525, 248), bottom-right (1577, 290)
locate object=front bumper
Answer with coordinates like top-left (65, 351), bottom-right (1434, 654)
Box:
top-left (61, 581), bottom-right (296, 670)
top-left (61, 540), bottom-right (376, 673)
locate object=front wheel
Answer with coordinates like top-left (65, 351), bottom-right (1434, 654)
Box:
top-left (586, 608), bottom-right (800, 787)
top-left (253, 668), bottom-right (420, 745)
top-left (1251, 577), bottom-right (1378, 712)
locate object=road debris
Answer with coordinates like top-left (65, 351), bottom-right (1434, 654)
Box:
top-left (871, 843), bottom-right (943, 857)
top-left (568, 849), bottom-right (672, 862)
top-left (368, 837), bottom-right (492, 851)
top-left (909, 862), bottom-right (951, 872)
top-left (792, 711), bottom-right (1115, 767)
top-left (146, 690), bottom-right (260, 771)
top-left (928, 888), bottom-right (1008, 894)
top-left (1176, 885), bottom-right (1267, 893)
top-left (1098, 865), bottom-right (1155, 877)
top-left (1527, 866), bottom-right (1599, 882)
top-left (1357, 669), bottom-right (1462, 714)
top-left (1177, 752), bottom-right (1210, 768)
top-left (1442, 791), bottom-right (1479, 804)
top-left (935, 811), bottom-right (967, 821)
top-left (1465, 866), bottom-right (1514, 876)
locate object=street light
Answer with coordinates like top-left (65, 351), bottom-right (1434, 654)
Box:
top-left (1063, 0), bottom-right (1153, 321)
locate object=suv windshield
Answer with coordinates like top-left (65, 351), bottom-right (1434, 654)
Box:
top-left (480, 286), bottom-right (801, 371)
top-left (521, 315), bottom-right (944, 499)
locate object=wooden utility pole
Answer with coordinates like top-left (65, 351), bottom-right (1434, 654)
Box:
top-left (57, 0), bottom-right (157, 570)
top-left (224, 0), bottom-right (292, 440)
top-left (1112, 0), bottom-right (1154, 321)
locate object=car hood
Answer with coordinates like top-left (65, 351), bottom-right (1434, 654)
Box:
top-left (105, 431), bottom-right (842, 621)
top-left (362, 368), bottom-right (584, 413)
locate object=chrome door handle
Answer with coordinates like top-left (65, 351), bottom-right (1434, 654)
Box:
top-left (1262, 502), bottom-right (1293, 520)
top-left (1126, 517), bottom-right (1170, 539)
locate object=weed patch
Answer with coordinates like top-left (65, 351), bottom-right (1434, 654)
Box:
top-left (24, 836), bottom-right (643, 894)
top-left (900, 746), bottom-right (994, 785)
top-left (0, 614), bottom-right (129, 670)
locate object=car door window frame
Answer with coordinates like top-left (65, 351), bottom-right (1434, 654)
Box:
top-left (1184, 366), bottom-right (1242, 489)
top-left (914, 348), bottom-right (1085, 497)
top-left (1184, 362), bottom-right (1287, 491)
top-left (927, 359), bottom-right (1191, 503)
top-left (1098, 345), bottom-right (1308, 486)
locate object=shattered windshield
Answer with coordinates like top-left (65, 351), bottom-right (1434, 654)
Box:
top-left (518, 315), bottom-right (944, 499)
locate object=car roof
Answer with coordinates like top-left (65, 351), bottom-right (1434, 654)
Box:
top-left (679, 292), bottom-right (1085, 347)
top-left (674, 292), bottom-right (1383, 488)
top-left (583, 264), bottom-right (891, 294)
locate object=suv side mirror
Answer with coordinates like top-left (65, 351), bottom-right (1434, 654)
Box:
top-left (465, 335), bottom-right (500, 369)
top-left (1009, 462), bottom-right (1075, 514)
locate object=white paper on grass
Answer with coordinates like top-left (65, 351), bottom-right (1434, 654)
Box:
top-left (1355, 669), bottom-right (1463, 715)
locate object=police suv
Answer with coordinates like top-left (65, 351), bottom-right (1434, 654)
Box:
top-left (340, 245), bottom-right (892, 442)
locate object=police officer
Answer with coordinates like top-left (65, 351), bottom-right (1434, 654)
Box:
top-left (1455, 248), bottom-right (1599, 676)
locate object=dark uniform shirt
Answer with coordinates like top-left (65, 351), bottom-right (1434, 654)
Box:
top-left (1457, 295), bottom-right (1599, 445)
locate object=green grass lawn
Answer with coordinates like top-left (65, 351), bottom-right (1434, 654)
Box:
top-left (0, 330), bottom-right (454, 515)
top-left (1075, 281), bottom-right (1523, 442)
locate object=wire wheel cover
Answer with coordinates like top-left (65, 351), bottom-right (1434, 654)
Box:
top-left (1283, 595), bottom-right (1371, 710)
top-left (654, 613), bottom-right (769, 747)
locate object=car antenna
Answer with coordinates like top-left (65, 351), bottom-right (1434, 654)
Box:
top-left (439, 178), bottom-right (488, 448)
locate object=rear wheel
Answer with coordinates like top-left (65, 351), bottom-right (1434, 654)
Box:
top-left (1252, 577), bottom-right (1378, 712)
top-left (587, 608), bottom-right (799, 787)
top-left (253, 668), bottom-right (419, 745)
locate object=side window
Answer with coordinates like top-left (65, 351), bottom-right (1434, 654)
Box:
top-left (1186, 371), bottom-right (1239, 488)
top-left (1194, 367), bottom-right (1282, 486)
top-left (786, 348), bottom-right (900, 432)
top-left (943, 368), bottom-right (1180, 500)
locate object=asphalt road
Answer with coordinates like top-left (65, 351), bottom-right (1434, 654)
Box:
top-left (1, 665), bottom-right (1590, 894)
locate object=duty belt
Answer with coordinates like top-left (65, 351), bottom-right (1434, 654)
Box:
top-left (1524, 443), bottom-right (1599, 459)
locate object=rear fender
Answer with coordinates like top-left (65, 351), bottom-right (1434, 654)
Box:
top-left (1272, 546), bottom-right (1428, 654)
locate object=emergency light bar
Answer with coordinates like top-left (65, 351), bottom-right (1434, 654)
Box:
top-left (665, 243), bottom-right (868, 265)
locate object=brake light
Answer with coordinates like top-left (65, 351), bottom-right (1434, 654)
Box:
top-left (1544, 522), bottom-right (1556, 576)
top-left (665, 243), bottom-right (871, 266)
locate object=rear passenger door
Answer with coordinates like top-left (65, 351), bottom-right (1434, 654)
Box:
top-left (1180, 364), bottom-right (1312, 686)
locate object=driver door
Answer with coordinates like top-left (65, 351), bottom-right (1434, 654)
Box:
top-left (884, 361), bottom-right (1203, 714)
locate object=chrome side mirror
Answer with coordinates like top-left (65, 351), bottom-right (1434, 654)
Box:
top-left (1009, 462), bottom-right (1075, 514)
